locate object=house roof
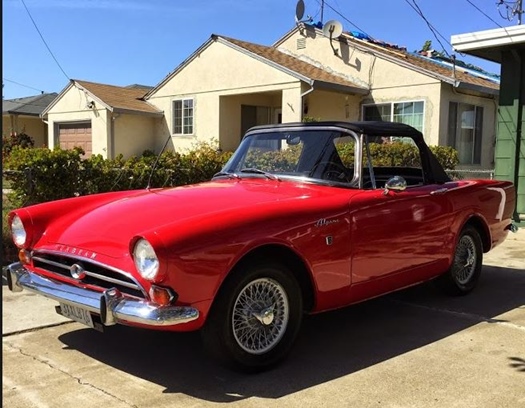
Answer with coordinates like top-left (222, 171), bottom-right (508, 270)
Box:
top-left (42, 80), bottom-right (163, 117)
top-left (145, 33), bottom-right (369, 98)
top-left (3, 93), bottom-right (58, 116)
top-left (216, 35), bottom-right (369, 94)
top-left (343, 33), bottom-right (500, 94)
top-left (74, 80), bottom-right (162, 115)
top-left (451, 25), bottom-right (525, 64)
top-left (275, 25), bottom-right (500, 96)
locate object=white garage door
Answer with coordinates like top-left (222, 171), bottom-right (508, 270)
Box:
top-left (58, 122), bottom-right (92, 157)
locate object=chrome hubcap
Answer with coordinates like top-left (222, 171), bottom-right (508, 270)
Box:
top-left (453, 235), bottom-right (477, 284)
top-left (232, 278), bottom-right (289, 355)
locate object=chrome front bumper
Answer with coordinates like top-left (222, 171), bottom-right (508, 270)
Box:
top-left (3, 262), bottom-right (199, 327)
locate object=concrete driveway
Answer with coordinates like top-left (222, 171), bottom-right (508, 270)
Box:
top-left (3, 230), bottom-right (524, 407)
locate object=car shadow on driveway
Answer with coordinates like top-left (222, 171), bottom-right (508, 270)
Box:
top-left (58, 264), bottom-right (525, 402)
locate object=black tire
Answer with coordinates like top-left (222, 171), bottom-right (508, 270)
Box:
top-left (435, 225), bottom-right (483, 296)
top-left (201, 262), bottom-right (303, 372)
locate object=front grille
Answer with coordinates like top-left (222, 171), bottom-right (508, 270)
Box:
top-left (32, 251), bottom-right (146, 299)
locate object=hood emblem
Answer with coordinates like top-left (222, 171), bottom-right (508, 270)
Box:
top-left (70, 264), bottom-right (86, 280)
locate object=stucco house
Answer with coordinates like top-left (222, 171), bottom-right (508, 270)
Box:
top-left (43, 24), bottom-right (500, 168)
top-left (3, 92), bottom-right (57, 147)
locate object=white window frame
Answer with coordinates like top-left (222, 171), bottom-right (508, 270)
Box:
top-left (361, 100), bottom-right (425, 132)
top-left (172, 98), bottom-right (194, 136)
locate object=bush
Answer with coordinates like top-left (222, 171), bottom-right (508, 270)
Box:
top-left (3, 142), bottom-right (233, 207)
top-left (2, 132), bottom-right (35, 159)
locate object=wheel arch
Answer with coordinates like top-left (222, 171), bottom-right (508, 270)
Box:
top-left (213, 244), bottom-right (316, 314)
top-left (462, 215), bottom-right (491, 253)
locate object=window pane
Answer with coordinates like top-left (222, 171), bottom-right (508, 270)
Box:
top-left (173, 100), bottom-right (182, 134)
top-left (173, 99), bottom-right (194, 135)
top-left (363, 104), bottom-right (391, 121)
top-left (474, 106), bottom-right (483, 165)
top-left (393, 101), bottom-right (424, 132)
top-left (456, 104), bottom-right (476, 164)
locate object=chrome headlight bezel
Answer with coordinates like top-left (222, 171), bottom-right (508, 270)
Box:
top-left (133, 238), bottom-right (159, 280)
top-left (11, 215), bottom-right (27, 248)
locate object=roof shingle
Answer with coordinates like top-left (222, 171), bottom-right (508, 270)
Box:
top-left (74, 80), bottom-right (162, 115)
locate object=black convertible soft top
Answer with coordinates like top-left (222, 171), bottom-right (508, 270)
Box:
top-left (246, 121), bottom-right (451, 185)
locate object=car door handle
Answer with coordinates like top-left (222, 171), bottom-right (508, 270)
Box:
top-left (430, 188), bottom-right (448, 195)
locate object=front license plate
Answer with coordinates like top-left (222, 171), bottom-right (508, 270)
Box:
top-left (58, 303), bottom-right (94, 328)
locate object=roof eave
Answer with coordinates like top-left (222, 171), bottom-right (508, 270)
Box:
top-left (112, 107), bottom-right (164, 117)
top-left (41, 82), bottom-right (73, 118)
top-left (455, 81), bottom-right (499, 97)
top-left (313, 80), bottom-right (369, 95)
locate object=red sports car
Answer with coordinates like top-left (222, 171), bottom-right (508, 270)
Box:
top-left (4, 121), bottom-right (516, 371)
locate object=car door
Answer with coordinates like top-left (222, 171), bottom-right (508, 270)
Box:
top-left (349, 183), bottom-right (453, 285)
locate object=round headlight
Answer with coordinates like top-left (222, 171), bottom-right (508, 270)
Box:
top-left (133, 239), bottom-right (159, 280)
top-left (11, 215), bottom-right (27, 248)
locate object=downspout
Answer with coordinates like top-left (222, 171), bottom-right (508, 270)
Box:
top-left (512, 50), bottom-right (524, 221)
top-left (300, 83), bottom-right (315, 121)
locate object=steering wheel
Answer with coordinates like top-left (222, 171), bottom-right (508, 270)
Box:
top-left (310, 161), bottom-right (350, 182)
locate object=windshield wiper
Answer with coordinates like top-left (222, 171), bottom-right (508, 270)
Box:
top-left (213, 171), bottom-right (240, 180)
top-left (240, 168), bottom-right (281, 181)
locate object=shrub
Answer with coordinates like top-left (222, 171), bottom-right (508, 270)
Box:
top-left (2, 132), bottom-right (35, 159)
top-left (3, 142), bottom-right (232, 207)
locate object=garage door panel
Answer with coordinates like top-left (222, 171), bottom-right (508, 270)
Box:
top-left (58, 122), bottom-right (92, 157)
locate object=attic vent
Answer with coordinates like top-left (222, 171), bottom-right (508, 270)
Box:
top-left (297, 38), bottom-right (306, 50)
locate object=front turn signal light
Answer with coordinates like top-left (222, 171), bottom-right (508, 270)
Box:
top-left (149, 285), bottom-right (175, 306)
top-left (18, 249), bottom-right (32, 264)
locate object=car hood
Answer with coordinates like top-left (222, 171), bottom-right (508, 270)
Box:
top-left (40, 179), bottom-right (354, 257)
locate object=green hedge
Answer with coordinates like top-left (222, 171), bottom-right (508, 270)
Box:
top-left (3, 142), bottom-right (232, 208)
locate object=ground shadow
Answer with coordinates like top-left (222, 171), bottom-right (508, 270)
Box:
top-left (58, 264), bottom-right (525, 402)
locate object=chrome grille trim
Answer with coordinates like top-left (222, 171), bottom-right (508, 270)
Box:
top-left (31, 250), bottom-right (147, 298)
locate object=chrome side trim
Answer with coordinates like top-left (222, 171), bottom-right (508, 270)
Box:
top-left (3, 263), bottom-right (199, 327)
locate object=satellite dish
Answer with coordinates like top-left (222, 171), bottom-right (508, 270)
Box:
top-left (323, 20), bottom-right (343, 39)
top-left (295, 0), bottom-right (305, 22)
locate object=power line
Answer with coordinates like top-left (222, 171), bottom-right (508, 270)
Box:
top-left (19, 0), bottom-right (70, 81)
top-left (314, 0), bottom-right (374, 39)
top-left (403, 0), bottom-right (452, 57)
top-left (464, 0), bottom-right (504, 28)
top-left (3, 78), bottom-right (45, 93)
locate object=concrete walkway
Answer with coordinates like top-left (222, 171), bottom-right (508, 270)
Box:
top-left (2, 228), bottom-right (524, 408)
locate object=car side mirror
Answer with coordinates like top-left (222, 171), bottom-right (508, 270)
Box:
top-left (383, 176), bottom-right (407, 195)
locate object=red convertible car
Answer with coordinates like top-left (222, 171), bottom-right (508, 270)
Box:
top-left (4, 121), bottom-right (516, 371)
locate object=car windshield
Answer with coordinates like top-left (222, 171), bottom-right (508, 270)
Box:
top-left (218, 129), bottom-right (358, 186)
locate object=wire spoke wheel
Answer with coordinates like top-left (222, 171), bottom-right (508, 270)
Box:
top-left (435, 225), bottom-right (482, 296)
top-left (232, 278), bottom-right (289, 355)
top-left (452, 235), bottom-right (477, 284)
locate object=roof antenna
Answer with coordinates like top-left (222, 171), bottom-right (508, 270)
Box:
top-left (146, 134), bottom-right (172, 190)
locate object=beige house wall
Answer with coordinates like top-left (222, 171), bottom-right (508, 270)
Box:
top-left (278, 30), bottom-right (445, 145)
top-left (113, 114), bottom-right (158, 158)
top-left (2, 115), bottom-right (48, 147)
top-left (440, 84), bottom-right (498, 169)
top-left (46, 86), bottom-right (109, 157)
top-left (148, 40), bottom-right (303, 152)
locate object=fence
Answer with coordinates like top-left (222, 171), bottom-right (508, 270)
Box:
top-left (445, 169), bottom-right (495, 180)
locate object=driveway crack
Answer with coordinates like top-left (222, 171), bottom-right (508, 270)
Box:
top-left (4, 341), bottom-right (139, 408)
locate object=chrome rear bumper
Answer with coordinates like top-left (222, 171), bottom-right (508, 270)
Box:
top-left (3, 262), bottom-right (199, 327)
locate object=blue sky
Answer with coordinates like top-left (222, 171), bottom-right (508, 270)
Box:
top-left (2, 0), bottom-right (517, 99)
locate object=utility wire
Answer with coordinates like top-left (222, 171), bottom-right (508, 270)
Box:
top-left (403, 0), bottom-right (452, 57)
top-left (314, 0), bottom-right (374, 39)
top-left (20, 0), bottom-right (69, 80)
top-left (464, 0), bottom-right (504, 28)
top-left (3, 78), bottom-right (46, 93)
